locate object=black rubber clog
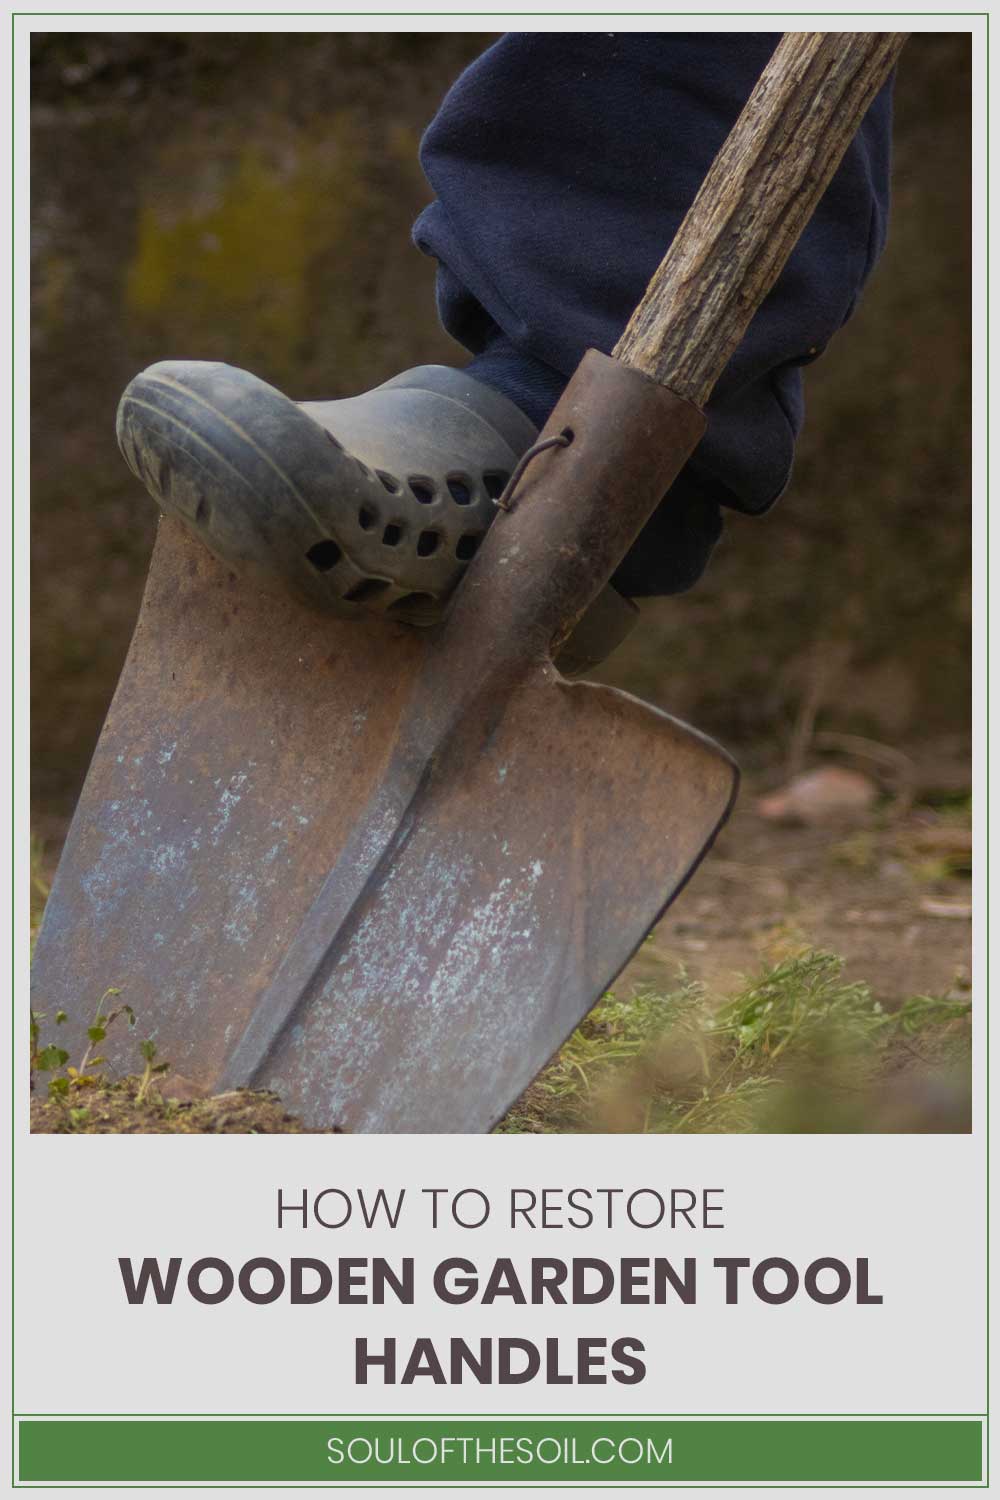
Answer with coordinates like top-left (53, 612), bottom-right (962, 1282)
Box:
top-left (117, 359), bottom-right (637, 669)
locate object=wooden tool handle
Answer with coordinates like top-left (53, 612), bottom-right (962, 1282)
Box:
top-left (613, 32), bottom-right (907, 408)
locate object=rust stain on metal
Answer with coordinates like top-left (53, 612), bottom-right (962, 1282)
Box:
top-left (32, 351), bottom-right (738, 1132)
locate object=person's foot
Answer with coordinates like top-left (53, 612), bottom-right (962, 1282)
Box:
top-left (116, 359), bottom-right (638, 671)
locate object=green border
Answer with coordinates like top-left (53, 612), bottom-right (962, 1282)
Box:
top-left (12, 1418), bottom-right (988, 1486)
top-left (13, 8), bottom-right (983, 1488)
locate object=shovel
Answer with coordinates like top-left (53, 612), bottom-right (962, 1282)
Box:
top-left (31, 32), bottom-right (905, 1132)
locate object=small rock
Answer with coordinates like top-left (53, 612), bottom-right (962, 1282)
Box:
top-left (756, 766), bottom-right (878, 826)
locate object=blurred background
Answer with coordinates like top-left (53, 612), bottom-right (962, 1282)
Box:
top-left (30, 33), bottom-right (972, 1131)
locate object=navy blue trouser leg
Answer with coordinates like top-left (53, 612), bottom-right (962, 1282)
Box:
top-left (413, 32), bottom-right (893, 596)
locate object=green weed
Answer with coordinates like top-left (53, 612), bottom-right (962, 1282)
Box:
top-left (135, 1039), bottom-right (169, 1105)
top-left (498, 949), bottom-right (971, 1135)
top-left (29, 988), bottom-right (152, 1111)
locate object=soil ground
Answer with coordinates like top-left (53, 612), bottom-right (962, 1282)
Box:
top-left (29, 1078), bottom-right (334, 1134)
top-left (620, 783), bottom-right (972, 1007)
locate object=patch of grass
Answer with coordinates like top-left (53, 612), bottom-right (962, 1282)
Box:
top-left (498, 949), bottom-right (971, 1135)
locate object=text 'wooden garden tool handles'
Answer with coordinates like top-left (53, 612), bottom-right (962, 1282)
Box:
top-left (614, 32), bottom-right (908, 407)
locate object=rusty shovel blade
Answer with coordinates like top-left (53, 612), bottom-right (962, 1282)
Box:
top-left (31, 353), bottom-right (738, 1132)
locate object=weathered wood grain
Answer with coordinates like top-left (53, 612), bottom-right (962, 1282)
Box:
top-left (613, 32), bottom-right (908, 407)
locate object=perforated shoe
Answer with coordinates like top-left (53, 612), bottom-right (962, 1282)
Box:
top-left (116, 359), bottom-right (638, 672)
